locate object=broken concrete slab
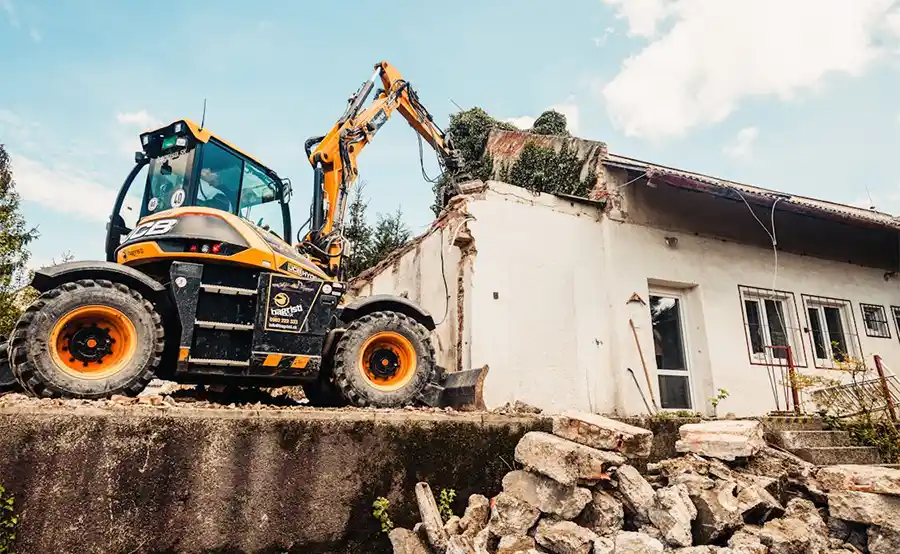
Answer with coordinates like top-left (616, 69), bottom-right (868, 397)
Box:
top-left (501, 470), bottom-right (592, 519)
top-left (817, 464), bottom-right (900, 496)
top-left (446, 535), bottom-right (476, 554)
top-left (514, 431), bottom-right (625, 487)
top-left (735, 479), bottom-right (784, 524)
top-left (783, 498), bottom-right (827, 535)
top-left (445, 515), bottom-right (462, 537)
top-left (460, 494), bottom-right (490, 538)
top-left (575, 489), bottom-right (623, 536)
top-left (415, 482), bottom-right (449, 552)
top-left (727, 529), bottom-right (767, 554)
top-left (676, 421), bottom-right (765, 461)
top-left (496, 535), bottom-right (536, 554)
top-left (615, 464), bottom-right (656, 524)
top-left (488, 492), bottom-right (541, 537)
top-left (648, 484), bottom-right (697, 548)
top-left (534, 519), bottom-right (598, 554)
top-left (389, 528), bottom-right (433, 554)
top-left (758, 516), bottom-right (830, 554)
top-left (550, 412), bottom-right (653, 458)
top-left (828, 491), bottom-right (900, 530)
top-left (613, 531), bottom-right (665, 554)
top-left (869, 526), bottom-right (900, 554)
top-left (592, 536), bottom-right (615, 554)
top-left (691, 480), bottom-right (743, 544)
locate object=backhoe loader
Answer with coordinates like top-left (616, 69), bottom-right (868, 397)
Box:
top-left (0, 61), bottom-right (485, 408)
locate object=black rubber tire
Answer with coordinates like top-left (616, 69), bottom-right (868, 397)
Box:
top-left (331, 311), bottom-right (435, 407)
top-left (0, 339), bottom-right (20, 393)
top-left (9, 279), bottom-right (165, 399)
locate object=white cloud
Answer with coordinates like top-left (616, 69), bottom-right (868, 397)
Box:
top-left (505, 102), bottom-right (581, 134)
top-left (592, 27), bottom-right (616, 47)
top-left (28, 27), bottom-right (40, 42)
top-left (116, 110), bottom-right (160, 129)
top-left (0, 0), bottom-right (19, 27)
top-left (10, 153), bottom-right (116, 222)
top-left (723, 126), bottom-right (758, 162)
top-left (601, 0), bottom-right (900, 140)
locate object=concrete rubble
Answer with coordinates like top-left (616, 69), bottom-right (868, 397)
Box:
top-left (394, 412), bottom-right (897, 554)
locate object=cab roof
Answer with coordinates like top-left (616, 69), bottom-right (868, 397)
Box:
top-left (154, 119), bottom-right (269, 169)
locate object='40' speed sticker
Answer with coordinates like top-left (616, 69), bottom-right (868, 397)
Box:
top-left (124, 219), bottom-right (177, 242)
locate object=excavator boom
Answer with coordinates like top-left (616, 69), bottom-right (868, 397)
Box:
top-left (302, 61), bottom-right (467, 276)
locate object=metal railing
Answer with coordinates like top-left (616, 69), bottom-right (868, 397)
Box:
top-left (810, 355), bottom-right (900, 421)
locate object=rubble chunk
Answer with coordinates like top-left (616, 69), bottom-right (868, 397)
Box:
top-left (501, 470), bottom-right (592, 519)
top-left (514, 432), bottom-right (625, 487)
top-left (496, 535), bottom-right (536, 554)
top-left (735, 479), bottom-right (784, 524)
top-left (676, 420), bottom-right (765, 461)
top-left (745, 447), bottom-right (815, 481)
top-left (592, 537), bottom-right (614, 554)
top-left (488, 492), bottom-right (541, 537)
top-left (671, 547), bottom-right (719, 554)
top-left (460, 494), bottom-right (491, 538)
top-left (759, 516), bottom-right (829, 554)
top-left (648, 484), bottom-right (697, 548)
top-left (869, 525), bottom-right (900, 554)
top-left (817, 464), bottom-right (900, 496)
top-left (415, 482), bottom-right (449, 552)
top-left (550, 412), bottom-right (653, 458)
top-left (783, 498), bottom-right (826, 535)
top-left (575, 489), bottom-right (623, 536)
top-left (613, 531), bottom-right (665, 554)
top-left (389, 528), bottom-right (432, 554)
top-left (691, 480), bottom-right (743, 544)
top-left (445, 515), bottom-right (462, 536)
top-left (534, 519), bottom-right (598, 554)
top-left (616, 464), bottom-right (656, 524)
top-left (828, 491), bottom-right (900, 530)
top-left (472, 528), bottom-right (491, 554)
top-left (727, 529), bottom-right (767, 554)
top-left (446, 535), bottom-right (476, 554)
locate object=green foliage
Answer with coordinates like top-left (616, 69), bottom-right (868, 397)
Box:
top-left (372, 496), bottom-right (394, 534)
top-left (0, 484), bottom-right (17, 554)
top-left (0, 144), bottom-right (39, 338)
top-left (341, 186), bottom-right (411, 281)
top-left (506, 141), bottom-right (596, 197)
top-left (653, 410), bottom-right (703, 420)
top-left (531, 110), bottom-right (569, 136)
top-left (710, 389), bottom-right (730, 410)
top-left (826, 417), bottom-right (900, 464)
top-left (437, 488), bottom-right (456, 523)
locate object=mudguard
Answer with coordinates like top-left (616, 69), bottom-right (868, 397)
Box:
top-left (339, 294), bottom-right (436, 330)
top-left (31, 261), bottom-right (167, 299)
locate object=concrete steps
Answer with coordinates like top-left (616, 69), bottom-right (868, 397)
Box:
top-left (763, 414), bottom-right (883, 466)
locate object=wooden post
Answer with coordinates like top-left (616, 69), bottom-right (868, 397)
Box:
top-left (786, 348), bottom-right (801, 415)
top-left (874, 355), bottom-right (897, 422)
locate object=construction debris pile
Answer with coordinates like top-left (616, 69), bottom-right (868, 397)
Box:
top-left (391, 414), bottom-right (900, 554)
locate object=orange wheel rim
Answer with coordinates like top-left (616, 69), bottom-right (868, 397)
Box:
top-left (357, 331), bottom-right (417, 391)
top-left (48, 305), bottom-right (138, 380)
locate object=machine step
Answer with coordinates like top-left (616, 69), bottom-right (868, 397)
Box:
top-left (195, 320), bottom-right (254, 331)
top-left (188, 358), bottom-right (251, 367)
top-left (200, 284), bottom-right (257, 296)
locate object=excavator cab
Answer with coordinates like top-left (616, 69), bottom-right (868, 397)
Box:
top-left (105, 119), bottom-right (293, 261)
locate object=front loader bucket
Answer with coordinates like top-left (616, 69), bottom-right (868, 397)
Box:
top-left (418, 365), bottom-right (489, 410)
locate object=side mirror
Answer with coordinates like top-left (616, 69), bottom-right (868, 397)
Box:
top-left (135, 151), bottom-right (147, 163)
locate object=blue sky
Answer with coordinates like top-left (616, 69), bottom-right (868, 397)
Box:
top-left (3, 0), bottom-right (900, 269)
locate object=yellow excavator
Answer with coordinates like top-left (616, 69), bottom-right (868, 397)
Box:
top-left (0, 61), bottom-right (484, 408)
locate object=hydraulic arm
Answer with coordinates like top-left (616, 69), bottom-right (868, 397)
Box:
top-left (302, 61), bottom-right (468, 275)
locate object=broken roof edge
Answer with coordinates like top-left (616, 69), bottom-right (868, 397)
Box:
top-left (603, 152), bottom-right (900, 233)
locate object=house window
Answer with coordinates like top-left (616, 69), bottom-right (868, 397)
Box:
top-left (802, 295), bottom-right (861, 368)
top-left (738, 286), bottom-right (805, 366)
top-left (891, 306), bottom-right (900, 342)
top-left (860, 304), bottom-right (890, 338)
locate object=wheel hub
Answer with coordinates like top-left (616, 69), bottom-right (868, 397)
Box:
top-left (66, 323), bottom-right (115, 366)
top-left (368, 348), bottom-right (401, 380)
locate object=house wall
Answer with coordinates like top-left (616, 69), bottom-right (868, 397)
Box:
top-left (349, 180), bottom-right (900, 417)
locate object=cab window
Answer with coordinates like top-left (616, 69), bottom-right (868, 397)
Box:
top-left (197, 141), bottom-right (242, 212)
top-left (239, 162), bottom-right (285, 239)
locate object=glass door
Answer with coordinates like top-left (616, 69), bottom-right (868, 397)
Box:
top-left (650, 293), bottom-right (693, 410)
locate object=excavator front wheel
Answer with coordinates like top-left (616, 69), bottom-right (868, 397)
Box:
top-left (0, 339), bottom-right (19, 393)
top-left (331, 311), bottom-right (434, 407)
top-left (9, 279), bottom-right (164, 399)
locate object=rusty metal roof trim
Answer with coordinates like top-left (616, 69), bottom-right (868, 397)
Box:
top-left (604, 154), bottom-right (900, 232)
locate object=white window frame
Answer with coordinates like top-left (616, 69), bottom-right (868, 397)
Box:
top-left (649, 288), bottom-right (694, 411)
top-left (802, 295), bottom-right (860, 369)
top-left (738, 286), bottom-right (806, 367)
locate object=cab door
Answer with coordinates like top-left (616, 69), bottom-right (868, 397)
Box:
top-left (105, 159), bottom-right (149, 261)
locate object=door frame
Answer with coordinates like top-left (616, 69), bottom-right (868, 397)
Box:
top-left (648, 286), bottom-right (695, 411)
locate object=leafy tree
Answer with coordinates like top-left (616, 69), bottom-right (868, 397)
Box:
top-left (531, 110), bottom-right (569, 136)
top-left (341, 184), bottom-right (373, 280)
top-left (0, 144), bottom-right (38, 338)
top-left (368, 208), bottom-right (411, 268)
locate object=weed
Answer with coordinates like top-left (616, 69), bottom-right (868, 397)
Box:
top-left (0, 484), bottom-right (17, 554)
top-left (372, 496), bottom-right (394, 535)
top-left (437, 488), bottom-right (456, 522)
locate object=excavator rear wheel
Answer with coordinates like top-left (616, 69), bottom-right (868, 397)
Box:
top-left (0, 339), bottom-right (19, 393)
top-left (331, 311), bottom-right (434, 407)
top-left (9, 279), bottom-right (164, 399)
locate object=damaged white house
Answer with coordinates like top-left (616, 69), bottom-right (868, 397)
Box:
top-left (350, 130), bottom-right (900, 417)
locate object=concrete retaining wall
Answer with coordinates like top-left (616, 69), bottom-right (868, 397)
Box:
top-left (0, 405), bottom-right (549, 554)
